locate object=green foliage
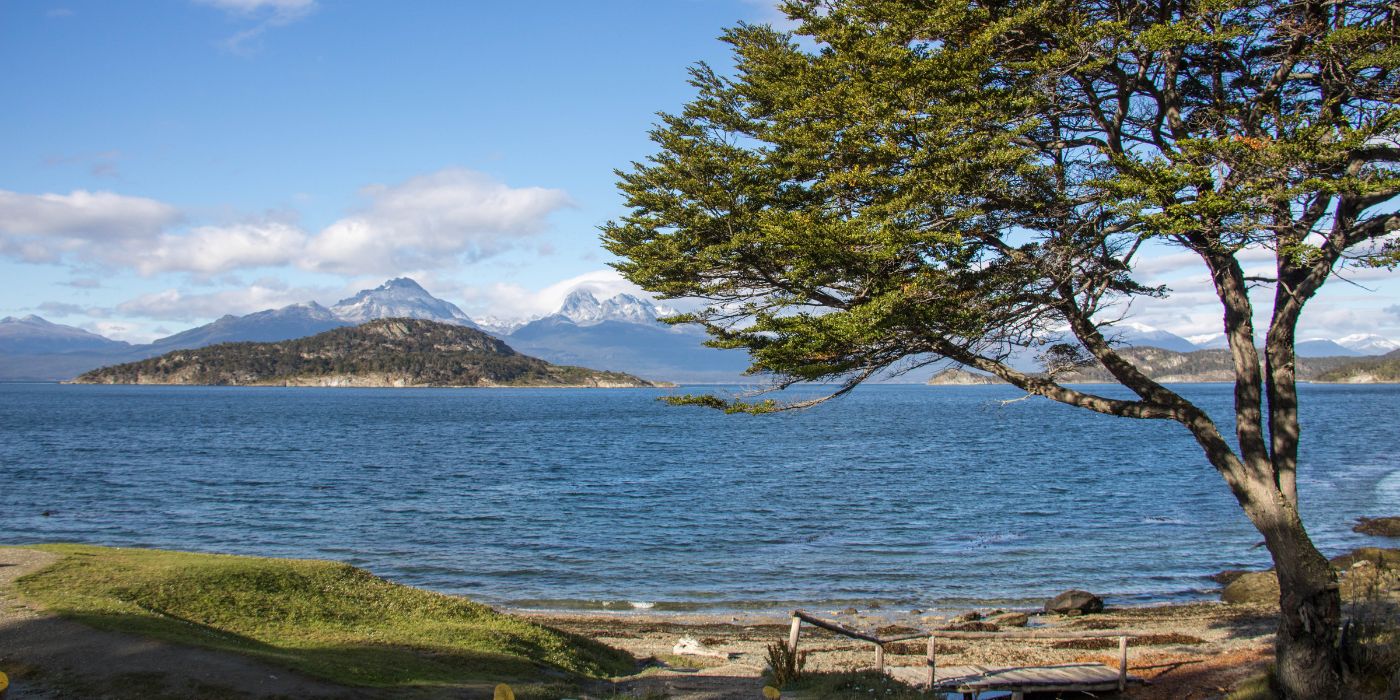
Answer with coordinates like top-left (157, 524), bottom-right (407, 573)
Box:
top-left (1225, 668), bottom-right (1282, 700)
top-left (75, 318), bottom-right (653, 388)
top-left (603, 0), bottom-right (1399, 403)
top-left (661, 394), bottom-right (781, 413)
top-left (1318, 350), bottom-right (1400, 383)
top-left (12, 544), bottom-right (635, 689)
top-left (763, 641), bottom-right (806, 688)
top-left (1340, 556), bottom-right (1400, 694)
top-left (780, 670), bottom-right (922, 699)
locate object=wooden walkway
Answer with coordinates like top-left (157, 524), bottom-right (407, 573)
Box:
top-left (890, 662), bottom-right (1143, 697)
top-left (787, 610), bottom-right (1145, 699)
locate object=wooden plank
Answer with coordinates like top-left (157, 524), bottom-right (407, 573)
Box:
top-left (929, 628), bottom-right (1140, 640)
top-left (791, 610), bottom-right (884, 644)
top-left (790, 609), bottom-right (1139, 643)
top-left (924, 663), bottom-right (1145, 692)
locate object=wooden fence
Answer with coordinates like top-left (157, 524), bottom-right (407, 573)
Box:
top-left (785, 609), bottom-right (1140, 697)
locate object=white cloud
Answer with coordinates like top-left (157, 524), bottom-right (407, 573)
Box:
top-left (137, 222), bottom-right (308, 275)
top-left (0, 189), bottom-right (179, 246)
top-left (303, 168), bottom-right (573, 275)
top-left (1122, 251), bottom-right (1400, 341)
top-left (114, 278), bottom-right (335, 322)
top-left (197, 0), bottom-right (314, 14)
top-left (0, 168), bottom-right (569, 278)
top-left (82, 320), bottom-right (155, 344)
top-left (455, 268), bottom-right (673, 321)
top-left (194, 0), bottom-right (317, 52)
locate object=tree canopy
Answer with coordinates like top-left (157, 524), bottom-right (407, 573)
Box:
top-left (603, 1), bottom-right (1398, 697)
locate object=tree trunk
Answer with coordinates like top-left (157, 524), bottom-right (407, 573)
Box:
top-left (1257, 502), bottom-right (1344, 699)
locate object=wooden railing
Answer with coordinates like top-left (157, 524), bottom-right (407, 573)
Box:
top-left (786, 609), bottom-right (1135, 692)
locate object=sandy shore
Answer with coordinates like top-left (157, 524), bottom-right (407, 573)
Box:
top-left (525, 602), bottom-right (1278, 699)
top-left (0, 543), bottom-right (1279, 699)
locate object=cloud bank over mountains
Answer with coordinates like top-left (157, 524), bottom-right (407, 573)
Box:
top-left (0, 168), bottom-right (571, 279)
top-left (1, 169), bottom-right (1393, 346)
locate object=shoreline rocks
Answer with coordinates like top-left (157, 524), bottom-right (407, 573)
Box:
top-left (1218, 547), bottom-right (1400, 605)
top-left (1353, 516), bottom-right (1400, 538)
top-left (1045, 589), bottom-right (1104, 616)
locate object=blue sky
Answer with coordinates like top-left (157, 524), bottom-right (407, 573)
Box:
top-left (2, 0), bottom-right (1397, 344)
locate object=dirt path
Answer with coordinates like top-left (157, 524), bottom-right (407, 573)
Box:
top-left (0, 547), bottom-right (368, 699)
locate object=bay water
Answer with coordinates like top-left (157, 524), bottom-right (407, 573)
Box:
top-left (2, 382), bottom-right (1396, 614)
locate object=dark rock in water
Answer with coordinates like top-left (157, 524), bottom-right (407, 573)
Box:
top-left (1222, 571), bottom-right (1279, 605)
top-left (840, 607), bottom-right (858, 615)
top-left (1045, 589), bottom-right (1104, 615)
top-left (989, 611), bottom-right (1030, 627)
top-left (1211, 570), bottom-right (1250, 586)
top-left (1353, 517), bottom-right (1400, 538)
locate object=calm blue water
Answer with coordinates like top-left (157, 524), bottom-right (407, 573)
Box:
top-left (1, 383), bottom-right (1396, 614)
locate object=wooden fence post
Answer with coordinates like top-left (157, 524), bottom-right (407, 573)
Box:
top-left (788, 615), bottom-right (802, 654)
top-left (1118, 635), bottom-right (1128, 692)
top-left (874, 642), bottom-right (884, 672)
top-left (926, 634), bottom-right (937, 688)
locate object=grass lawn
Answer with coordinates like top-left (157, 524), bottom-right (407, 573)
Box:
top-left (10, 544), bottom-right (636, 693)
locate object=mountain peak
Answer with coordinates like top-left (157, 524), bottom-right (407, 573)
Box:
top-left (379, 277), bottom-right (428, 292)
top-left (1337, 333), bottom-right (1400, 355)
top-left (555, 289), bottom-right (666, 326)
top-left (330, 278), bottom-right (477, 328)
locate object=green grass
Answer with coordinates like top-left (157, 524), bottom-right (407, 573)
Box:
top-left (10, 544), bottom-right (635, 691)
top-left (1225, 668), bottom-right (1279, 700)
top-left (778, 670), bottom-right (925, 699)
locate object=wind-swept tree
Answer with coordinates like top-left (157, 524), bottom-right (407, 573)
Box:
top-left (603, 1), bottom-right (1398, 697)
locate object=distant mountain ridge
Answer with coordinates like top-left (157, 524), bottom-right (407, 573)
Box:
top-left (0, 278), bottom-right (487, 380)
top-left (926, 346), bottom-right (1385, 385)
top-left (0, 315), bottom-right (131, 354)
top-left (6, 278), bottom-right (1397, 385)
top-left (556, 290), bottom-right (672, 326)
top-left (149, 302), bottom-right (350, 351)
top-left (75, 319), bottom-right (657, 388)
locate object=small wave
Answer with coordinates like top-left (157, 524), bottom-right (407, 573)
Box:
top-left (1141, 516), bottom-right (1190, 525)
top-left (1376, 469), bottom-right (1400, 501)
top-left (629, 601), bottom-right (655, 610)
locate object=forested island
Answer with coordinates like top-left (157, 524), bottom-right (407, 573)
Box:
top-left (928, 347), bottom-right (1400, 385)
top-left (73, 319), bottom-right (660, 388)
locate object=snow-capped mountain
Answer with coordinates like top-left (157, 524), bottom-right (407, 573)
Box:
top-left (330, 277), bottom-right (478, 328)
top-left (149, 302), bottom-right (349, 350)
top-left (1103, 321), bottom-right (1200, 353)
top-left (1296, 338), bottom-right (1362, 357)
top-left (495, 290), bottom-right (745, 382)
top-left (1337, 333), bottom-right (1400, 355)
top-left (474, 315), bottom-right (535, 336)
top-left (0, 315), bottom-right (131, 354)
top-left (556, 290), bottom-right (673, 326)
top-left (1186, 333), bottom-right (1229, 350)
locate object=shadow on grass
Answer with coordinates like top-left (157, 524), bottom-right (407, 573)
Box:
top-left (14, 609), bottom-right (607, 699)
